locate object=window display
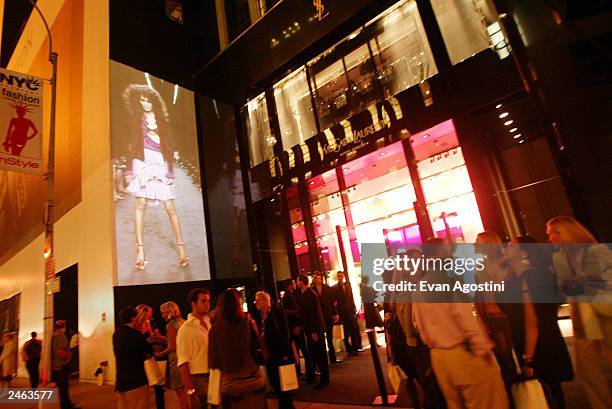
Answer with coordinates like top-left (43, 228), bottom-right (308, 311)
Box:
top-left (274, 67), bottom-right (318, 150)
top-left (244, 93), bottom-right (275, 166)
top-left (430, 0), bottom-right (499, 64)
top-left (367, 0), bottom-right (438, 97)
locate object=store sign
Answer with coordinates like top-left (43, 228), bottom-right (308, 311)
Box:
top-left (269, 96), bottom-right (404, 179)
top-left (313, 0), bottom-right (330, 21)
top-left (0, 68), bottom-right (44, 175)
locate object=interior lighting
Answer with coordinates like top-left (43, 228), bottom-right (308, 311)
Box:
top-left (513, 133), bottom-right (522, 139)
top-left (421, 134), bottom-right (429, 139)
top-left (509, 127), bottom-right (518, 133)
top-left (504, 120), bottom-right (513, 126)
top-left (519, 140), bottom-right (525, 144)
top-left (499, 112), bottom-right (509, 118)
top-left (379, 152), bottom-right (387, 156)
top-left (495, 104), bottom-right (502, 109)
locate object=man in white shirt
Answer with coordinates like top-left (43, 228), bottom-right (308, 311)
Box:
top-left (177, 288), bottom-right (211, 409)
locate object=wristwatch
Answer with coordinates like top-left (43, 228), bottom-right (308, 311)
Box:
top-left (186, 388), bottom-right (196, 396)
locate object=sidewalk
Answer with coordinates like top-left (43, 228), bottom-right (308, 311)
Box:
top-left (4, 378), bottom-right (413, 409)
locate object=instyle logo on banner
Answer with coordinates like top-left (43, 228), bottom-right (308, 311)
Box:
top-left (0, 68), bottom-right (44, 175)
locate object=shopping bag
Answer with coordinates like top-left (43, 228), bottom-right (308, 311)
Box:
top-left (332, 324), bottom-right (344, 340)
top-left (279, 363), bottom-right (299, 391)
top-left (387, 363), bottom-right (407, 394)
top-left (512, 379), bottom-right (550, 409)
top-left (144, 358), bottom-right (166, 386)
top-left (207, 368), bottom-right (222, 405)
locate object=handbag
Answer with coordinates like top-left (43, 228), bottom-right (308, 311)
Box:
top-left (511, 379), bottom-right (550, 409)
top-left (144, 357), bottom-right (167, 386)
top-left (207, 368), bottom-right (222, 405)
top-left (279, 363), bottom-right (299, 391)
top-left (387, 363), bottom-right (407, 394)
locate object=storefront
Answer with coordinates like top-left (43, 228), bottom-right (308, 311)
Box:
top-left (196, 0), bottom-right (574, 303)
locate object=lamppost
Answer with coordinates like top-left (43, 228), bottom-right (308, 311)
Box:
top-left (28, 0), bottom-right (58, 384)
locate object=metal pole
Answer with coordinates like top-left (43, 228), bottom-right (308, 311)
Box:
top-left (29, 0), bottom-right (57, 385)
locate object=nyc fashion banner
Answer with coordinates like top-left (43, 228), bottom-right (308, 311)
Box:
top-left (0, 68), bottom-right (44, 175)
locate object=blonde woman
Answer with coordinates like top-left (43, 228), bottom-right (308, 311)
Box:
top-left (547, 216), bottom-right (612, 409)
top-left (158, 302), bottom-right (187, 409)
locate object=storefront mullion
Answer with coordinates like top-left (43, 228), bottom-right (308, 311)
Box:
top-left (401, 138), bottom-right (434, 240)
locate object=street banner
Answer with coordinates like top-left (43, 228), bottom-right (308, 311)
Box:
top-left (0, 68), bottom-right (44, 175)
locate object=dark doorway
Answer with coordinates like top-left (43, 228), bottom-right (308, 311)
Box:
top-left (53, 263), bottom-right (79, 377)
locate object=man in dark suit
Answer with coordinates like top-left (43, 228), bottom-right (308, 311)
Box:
top-left (255, 291), bottom-right (296, 409)
top-left (297, 274), bottom-right (329, 388)
top-left (333, 270), bottom-right (361, 356)
top-left (311, 271), bottom-right (340, 363)
top-left (280, 278), bottom-right (309, 375)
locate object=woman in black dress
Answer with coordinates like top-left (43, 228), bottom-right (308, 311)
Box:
top-left (496, 236), bottom-right (574, 409)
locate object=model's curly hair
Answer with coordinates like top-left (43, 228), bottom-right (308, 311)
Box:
top-left (122, 84), bottom-right (169, 122)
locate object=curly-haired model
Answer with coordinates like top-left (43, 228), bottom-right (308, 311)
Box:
top-left (122, 84), bottom-right (189, 270)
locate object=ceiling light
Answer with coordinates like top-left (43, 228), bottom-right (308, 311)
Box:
top-left (509, 127), bottom-right (518, 133)
top-left (421, 134), bottom-right (429, 139)
top-left (513, 133), bottom-right (522, 139)
top-left (504, 120), bottom-right (513, 126)
top-left (495, 104), bottom-right (502, 109)
top-left (499, 112), bottom-right (509, 118)
top-left (519, 140), bottom-right (525, 144)
top-left (309, 181), bottom-right (315, 185)
top-left (379, 152), bottom-right (387, 156)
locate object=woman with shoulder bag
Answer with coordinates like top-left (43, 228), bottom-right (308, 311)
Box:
top-left (209, 288), bottom-right (267, 409)
top-left (496, 236), bottom-right (574, 409)
top-left (547, 217), bottom-right (612, 409)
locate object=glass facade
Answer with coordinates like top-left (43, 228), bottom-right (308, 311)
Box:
top-left (273, 67), bottom-right (318, 148)
top-left (244, 93), bottom-right (275, 166)
top-left (287, 120), bottom-right (484, 307)
top-left (430, 0), bottom-right (499, 64)
top-left (367, 0), bottom-right (438, 98)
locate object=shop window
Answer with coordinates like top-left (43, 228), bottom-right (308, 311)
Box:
top-left (309, 57), bottom-right (351, 131)
top-left (431, 0), bottom-right (499, 65)
top-left (244, 93), bottom-right (275, 166)
top-left (411, 120), bottom-right (484, 242)
top-left (274, 67), bottom-right (318, 150)
top-left (343, 45), bottom-right (379, 115)
top-left (367, 0), bottom-right (438, 97)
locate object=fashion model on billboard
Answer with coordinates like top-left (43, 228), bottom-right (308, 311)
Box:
top-left (122, 84), bottom-right (189, 269)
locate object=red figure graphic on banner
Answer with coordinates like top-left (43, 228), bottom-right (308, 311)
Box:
top-left (3, 104), bottom-right (38, 156)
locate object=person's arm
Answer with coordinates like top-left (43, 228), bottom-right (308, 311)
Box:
top-left (450, 303), bottom-right (492, 357)
top-left (521, 279), bottom-right (538, 376)
top-left (27, 120), bottom-right (38, 139)
top-left (21, 343), bottom-right (28, 362)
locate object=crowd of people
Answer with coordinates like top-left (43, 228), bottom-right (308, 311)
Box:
top-left (110, 215), bottom-right (610, 409)
top-left (112, 266), bottom-right (367, 409)
top-left (13, 215), bottom-right (609, 409)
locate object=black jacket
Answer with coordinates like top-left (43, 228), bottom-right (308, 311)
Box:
top-left (311, 284), bottom-right (336, 325)
top-left (281, 289), bottom-right (301, 329)
top-left (333, 281), bottom-right (357, 318)
top-left (261, 306), bottom-right (294, 365)
top-left (113, 324), bottom-right (152, 392)
top-left (299, 287), bottom-right (327, 335)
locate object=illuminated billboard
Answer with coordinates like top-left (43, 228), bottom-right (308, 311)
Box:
top-left (110, 61), bottom-right (210, 286)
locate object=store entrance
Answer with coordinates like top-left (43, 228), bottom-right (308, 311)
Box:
top-left (288, 119), bottom-right (485, 306)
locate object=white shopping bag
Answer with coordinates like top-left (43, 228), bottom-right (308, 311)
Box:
top-left (512, 380), bottom-right (550, 409)
top-left (279, 364), bottom-right (299, 392)
top-left (144, 358), bottom-right (167, 386)
top-left (207, 368), bottom-right (222, 405)
top-left (387, 364), bottom-right (407, 394)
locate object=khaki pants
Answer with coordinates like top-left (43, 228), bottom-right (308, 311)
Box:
top-left (431, 344), bottom-right (508, 409)
top-left (575, 338), bottom-right (612, 409)
top-left (117, 385), bottom-right (148, 409)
